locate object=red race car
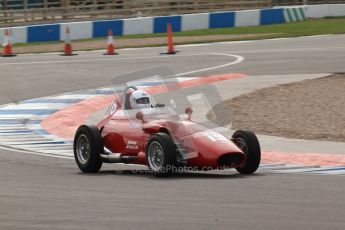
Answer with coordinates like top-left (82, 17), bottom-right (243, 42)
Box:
top-left (73, 82), bottom-right (261, 177)
top-left (74, 67), bottom-right (261, 176)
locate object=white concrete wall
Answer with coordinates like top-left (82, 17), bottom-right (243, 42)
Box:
top-left (0, 26), bottom-right (27, 45)
top-left (181, 13), bottom-right (209, 31)
top-left (306, 4), bottom-right (345, 18)
top-left (327, 4), bottom-right (345, 17)
top-left (60, 21), bottom-right (93, 41)
top-left (123, 17), bottom-right (153, 35)
top-left (305, 4), bottom-right (330, 18)
top-left (235, 10), bottom-right (260, 27)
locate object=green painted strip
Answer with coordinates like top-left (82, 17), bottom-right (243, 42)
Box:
top-left (283, 9), bottom-right (290, 22)
top-left (293, 8), bottom-right (301, 21)
top-left (286, 9), bottom-right (293, 22)
top-left (299, 7), bottom-right (306, 20)
top-left (287, 9), bottom-right (295, 22)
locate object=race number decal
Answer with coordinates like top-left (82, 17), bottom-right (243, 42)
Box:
top-left (205, 132), bottom-right (228, 143)
top-left (126, 140), bottom-right (138, 149)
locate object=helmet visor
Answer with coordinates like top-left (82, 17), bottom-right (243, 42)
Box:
top-left (136, 97), bottom-right (150, 104)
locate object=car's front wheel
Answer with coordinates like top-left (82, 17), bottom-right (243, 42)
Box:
top-left (232, 130), bottom-right (261, 174)
top-left (74, 125), bottom-right (103, 173)
top-left (146, 133), bottom-right (176, 177)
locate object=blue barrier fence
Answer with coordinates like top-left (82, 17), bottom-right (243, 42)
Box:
top-left (0, 6), bottom-right (306, 44)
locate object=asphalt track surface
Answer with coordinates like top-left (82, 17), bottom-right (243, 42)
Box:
top-left (1, 35), bottom-right (345, 230)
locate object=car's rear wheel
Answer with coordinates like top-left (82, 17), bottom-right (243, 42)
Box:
top-left (74, 125), bottom-right (103, 173)
top-left (146, 133), bottom-right (176, 177)
top-left (232, 130), bottom-right (261, 174)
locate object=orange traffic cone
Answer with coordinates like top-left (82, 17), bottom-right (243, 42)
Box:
top-left (61, 27), bottom-right (77, 56)
top-left (161, 23), bottom-right (177, 55)
top-left (104, 29), bottom-right (118, 55)
top-left (2, 28), bottom-right (16, 57)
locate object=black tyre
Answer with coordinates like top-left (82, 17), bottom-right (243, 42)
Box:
top-left (232, 130), bottom-right (261, 174)
top-left (74, 125), bottom-right (103, 173)
top-left (146, 133), bottom-right (177, 177)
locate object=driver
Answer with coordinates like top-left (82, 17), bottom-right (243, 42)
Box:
top-left (129, 89), bottom-right (152, 109)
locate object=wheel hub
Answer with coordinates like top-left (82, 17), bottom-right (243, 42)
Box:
top-left (77, 134), bottom-right (90, 164)
top-left (148, 141), bottom-right (165, 171)
top-left (234, 137), bottom-right (248, 154)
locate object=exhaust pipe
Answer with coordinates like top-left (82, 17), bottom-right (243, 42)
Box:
top-left (100, 147), bottom-right (138, 163)
top-left (100, 153), bottom-right (122, 163)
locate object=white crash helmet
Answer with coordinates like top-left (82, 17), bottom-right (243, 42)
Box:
top-left (129, 89), bottom-right (152, 109)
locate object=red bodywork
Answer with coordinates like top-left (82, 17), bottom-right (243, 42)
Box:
top-left (97, 99), bottom-right (246, 170)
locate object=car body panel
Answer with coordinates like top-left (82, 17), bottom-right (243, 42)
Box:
top-left (96, 97), bottom-right (246, 169)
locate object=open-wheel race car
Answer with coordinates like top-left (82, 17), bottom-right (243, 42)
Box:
top-left (73, 69), bottom-right (261, 177)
